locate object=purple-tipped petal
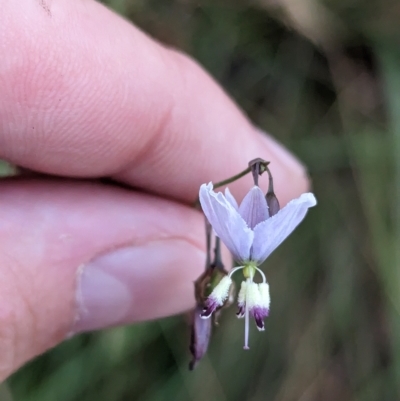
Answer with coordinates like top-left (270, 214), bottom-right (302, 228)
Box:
top-left (251, 193), bottom-right (317, 263)
top-left (246, 281), bottom-right (269, 331)
top-left (200, 275), bottom-right (232, 318)
top-left (236, 280), bottom-right (247, 318)
top-left (224, 188), bottom-right (239, 210)
top-left (250, 306), bottom-right (269, 331)
top-left (199, 183), bottom-right (253, 262)
top-left (236, 306), bottom-right (245, 318)
top-left (239, 186), bottom-right (269, 229)
top-left (201, 298), bottom-right (220, 319)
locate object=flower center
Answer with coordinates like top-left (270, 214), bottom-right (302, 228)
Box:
top-left (243, 263), bottom-right (257, 280)
top-left (228, 262), bottom-right (266, 283)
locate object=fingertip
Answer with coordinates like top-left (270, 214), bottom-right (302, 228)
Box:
top-left (0, 0), bottom-right (310, 207)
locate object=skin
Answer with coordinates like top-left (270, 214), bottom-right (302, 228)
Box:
top-left (0, 0), bottom-right (309, 381)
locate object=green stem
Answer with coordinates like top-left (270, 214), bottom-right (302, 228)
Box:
top-left (194, 159), bottom-right (269, 208)
top-left (213, 166), bottom-right (252, 189)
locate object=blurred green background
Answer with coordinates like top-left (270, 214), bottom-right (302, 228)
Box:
top-left (3, 0), bottom-right (400, 400)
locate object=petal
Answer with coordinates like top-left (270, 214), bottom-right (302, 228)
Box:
top-left (199, 183), bottom-right (253, 262)
top-left (236, 281), bottom-right (247, 318)
top-left (239, 186), bottom-right (269, 229)
top-left (246, 281), bottom-right (261, 310)
top-left (258, 283), bottom-right (271, 310)
top-left (210, 276), bottom-right (233, 304)
top-left (251, 193), bottom-right (317, 263)
top-left (201, 298), bottom-right (220, 319)
top-left (250, 307), bottom-right (269, 331)
top-left (236, 305), bottom-right (245, 318)
top-left (237, 280), bottom-right (247, 305)
top-left (224, 188), bottom-right (239, 210)
top-left (201, 276), bottom-right (232, 318)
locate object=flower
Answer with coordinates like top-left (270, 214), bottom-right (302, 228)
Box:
top-left (199, 182), bottom-right (316, 348)
top-left (199, 183), bottom-right (317, 265)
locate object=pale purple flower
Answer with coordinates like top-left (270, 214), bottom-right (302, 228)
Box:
top-left (199, 182), bottom-right (317, 349)
top-left (199, 183), bottom-right (317, 265)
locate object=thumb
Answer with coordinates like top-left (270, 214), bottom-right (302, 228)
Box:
top-left (0, 179), bottom-right (206, 380)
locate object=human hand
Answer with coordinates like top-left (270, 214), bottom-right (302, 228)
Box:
top-left (0, 0), bottom-right (308, 381)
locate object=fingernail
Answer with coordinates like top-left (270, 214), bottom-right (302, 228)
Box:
top-left (72, 239), bottom-right (205, 334)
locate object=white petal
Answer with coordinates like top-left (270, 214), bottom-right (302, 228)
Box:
top-left (224, 188), bottom-right (239, 210)
top-left (258, 283), bottom-right (271, 309)
top-left (199, 183), bottom-right (254, 262)
top-left (245, 282), bottom-right (261, 310)
top-left (251, 193), bottom-right (317, 263)
top-left (237, 280), bottom-right (247, 306)
top-left (239, 186), bottom-right (269, 229)
top-left (209, 276), bottom-right (232, 304)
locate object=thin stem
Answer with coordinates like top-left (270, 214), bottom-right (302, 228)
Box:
top-left (213, 166), bottom-right (252, 190)
top-left (255, 267), bottom-right (266, 283)
top-left (249, 157), bottom-right (270, 187)
top-left (252, 167), bottom-right (259, 186)
top-left (265, 166), bottom-right (274, 194)
top-left (228, 265), bottom-right (244, 278)
top-left (194, 159), bottom-right (270, 208)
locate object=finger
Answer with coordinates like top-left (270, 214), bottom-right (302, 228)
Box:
top-left (0, 0), bottom-right (308, 205)
top-left (0, 178), bottom-right (209, 380)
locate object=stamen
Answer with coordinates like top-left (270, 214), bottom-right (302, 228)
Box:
top-left (255, 267), bottom-right (266, 283)
top-left (228, 265), bottom-right (244, 279)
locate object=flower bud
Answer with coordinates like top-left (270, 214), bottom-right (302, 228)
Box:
top-left (189, 305), bottom-right (212, 370)
top-left (266, 191), bottom-right (280, 216)
top-left (265, 167), bottom-right (280, 216)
